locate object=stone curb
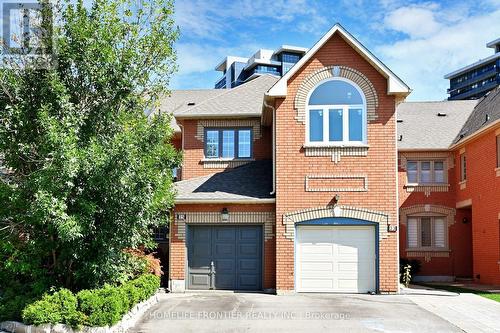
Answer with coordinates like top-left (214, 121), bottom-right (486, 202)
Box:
top-left (0, 290), bottom-right (161, 333)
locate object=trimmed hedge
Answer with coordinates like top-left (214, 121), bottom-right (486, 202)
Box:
top-left (21, 274), bottom-right (160, 327)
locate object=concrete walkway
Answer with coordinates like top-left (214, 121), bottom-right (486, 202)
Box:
top-left (407, 291), bottom-right (500, 333)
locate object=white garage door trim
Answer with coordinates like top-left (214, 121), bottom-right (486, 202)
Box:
top-left (295, 224), bottom-right (377, 293)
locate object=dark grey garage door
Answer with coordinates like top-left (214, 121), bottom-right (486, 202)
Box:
top-left (187, 225), bottom-right (262, 290)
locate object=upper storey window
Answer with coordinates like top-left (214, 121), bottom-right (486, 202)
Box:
top-left (306, 78), bottom-right (367, 145)
top-left (205, 128), bottom-right (252, 159)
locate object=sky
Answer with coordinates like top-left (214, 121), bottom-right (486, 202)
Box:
top-left (171, 0), bottom-right (500, 101)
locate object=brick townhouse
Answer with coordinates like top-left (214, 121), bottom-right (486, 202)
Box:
top-left (156, 23), bottom-right (500, 294)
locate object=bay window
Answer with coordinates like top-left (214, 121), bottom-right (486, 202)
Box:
top-left (205, 128), bottom-right (252, 159)
top-left (306, 79), bottom-right (367, 145)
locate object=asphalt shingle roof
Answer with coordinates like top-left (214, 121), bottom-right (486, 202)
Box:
top-left (156, 89), bottom-right (224, 132)
top-left (453, 86), bottom-right (500, 144)
top-left (173, 75), bottom-right (278, 118)
top-left (175, 160), bottom-right (273, 202)
top-left (397, 100), bottom-right (478, 150)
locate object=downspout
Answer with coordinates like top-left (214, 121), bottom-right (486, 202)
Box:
top-left (168, 119), bottom-right (184, 292)
top-left (263, 98), bottom-right (276, 195)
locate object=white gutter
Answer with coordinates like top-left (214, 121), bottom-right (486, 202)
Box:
top-left (263, 98), bottom-right (276, 195)
top-left (175, 198), bottom-right (276, 204)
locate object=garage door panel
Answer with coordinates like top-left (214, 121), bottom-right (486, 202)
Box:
top-left (239, 258), bottom-right (259, 270)
top-left (300, 244), bottom-right (333, 255)
top-left (301, 278), bottom-right (334, 290)
top-left (296, 225), bottom-right (376, 293)
top-left (188, 225), bottom-right (262, 291)
top-left (214, 243), bottom-right (235, 256)
top-left (214, 227), bottom-right (236, 240)
top-left (301, 261), bottom-right (334, 273)
top-left (239, 244), bottom-right (259, 256)
top-left (239, 227), bottom-right (259, 240)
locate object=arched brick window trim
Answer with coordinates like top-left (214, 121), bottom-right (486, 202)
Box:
top-left (400, 204), bottom-right (456, 226)
top-left (294, 66), bottom-right (379, 124)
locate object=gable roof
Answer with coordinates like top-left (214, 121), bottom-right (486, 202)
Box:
top-left (452, 86), bottom-right (500, 145)
top-left (174, 160), bottom-right (274, 203)
top-left (397, 100), bottom-right (477, 150)
top-left (267, 23), bottom-right (411, 98)
top-left (173, 75), bottom-right (278, 119)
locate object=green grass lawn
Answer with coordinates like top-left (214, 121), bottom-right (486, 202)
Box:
top-left (418, 283), bottom-right (500, 303)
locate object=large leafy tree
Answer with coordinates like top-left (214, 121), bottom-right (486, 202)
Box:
top-left (0, 0), bottom-right (180, 290)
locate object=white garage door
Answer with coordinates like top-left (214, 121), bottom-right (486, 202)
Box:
top-left (296, 225), bottom-right (376, 293)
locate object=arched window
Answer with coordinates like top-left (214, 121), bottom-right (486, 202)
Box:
top-left (306, 78), bottom-right (367, 145)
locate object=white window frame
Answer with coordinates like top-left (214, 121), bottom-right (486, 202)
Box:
top-left (406, 160), bottom-right (447, 185)
top-left (305, 78), bottom-right (367, 146)
top-left (407, 215), bottom-right (448, 250)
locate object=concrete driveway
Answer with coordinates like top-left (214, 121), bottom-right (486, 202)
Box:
top-left (129, 292), bottom-right (464, 333)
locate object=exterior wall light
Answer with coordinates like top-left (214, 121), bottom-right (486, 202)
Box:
top-left (221, 207), bottom-right (229, 222)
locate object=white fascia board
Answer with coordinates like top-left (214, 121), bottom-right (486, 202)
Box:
top-left (267, 23), bottom-right (411, 97)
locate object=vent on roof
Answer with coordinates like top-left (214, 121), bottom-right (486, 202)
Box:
top-left (397, 119), bottom-right (403, 123)
top-left (398, 135), bottom-right (403, 141)
top-left (484, 114), bottom-right (490, 123)
top-left (187, 102), bottom-right (195, 106)
top-left (437, 112), bottom-right (446, 117)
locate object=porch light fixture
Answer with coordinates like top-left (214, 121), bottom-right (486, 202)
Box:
top-left (221, 207), bottom-right (229, 222)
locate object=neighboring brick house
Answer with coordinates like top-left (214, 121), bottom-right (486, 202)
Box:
top-left (158, 23), bottom-right (500, 293)
top-left (397, 88), bottom-right (500, 284)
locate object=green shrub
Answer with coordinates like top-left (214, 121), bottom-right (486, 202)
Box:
top-left (22, 289), bottom-right (84, 327)
top-left (77, 286), bottom-right (127, 327)
top-left (17, 274), bottom-right (159, 328)
top-left (127, 274), bottom-right (160, 302)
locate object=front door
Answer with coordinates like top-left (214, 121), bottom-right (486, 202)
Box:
top-left (187, 225), bottom-right (262, 290)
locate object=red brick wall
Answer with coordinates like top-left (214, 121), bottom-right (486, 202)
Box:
top-left (454, 128), bottom-right (500, 284)
top-left (178, 119), bottom-right (272, 180)
top-left (397, 155), bottom-right (473, 278)
top-left (274, 32), bottom-right (399, 292)
top-left (170, 204), bottom-right (276, 290)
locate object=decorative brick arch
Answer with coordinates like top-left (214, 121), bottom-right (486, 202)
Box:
top-left (294, 66), bottom-right (379, 124)
top-left (282, 205), bottom-right (389, 240)
top-left (400, 204), bottom-right (456, 226)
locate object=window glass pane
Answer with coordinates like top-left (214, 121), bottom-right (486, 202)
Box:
top-left (407, 218), bottom-right (418, 248)
top-left (328, 109), bottom-right (343, 141)
top-left (420, 161), bottom-right (431, 183)
top-left (309, 80), bottom-right (363, 105)
top-left (348, 108), bottom-right (363, 141)
top-left (407, 161), bottom-right (418, 183)
top-left (205, 130), bottom-right (219, 158)
top-left (407, 161), bottom-right (417, 171)
top-left (434, 218), bottom-right (446, 248)
top-left (421, 217), bottom-right (432, 247)
top-left (238, 129), bottom-right (251, 158)
top-left (222, 130), bottom-right (235, 158)
top-left (434, 162), bottom-right (444, 183)
top-left (309, 109), bottom-right (323, 142)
